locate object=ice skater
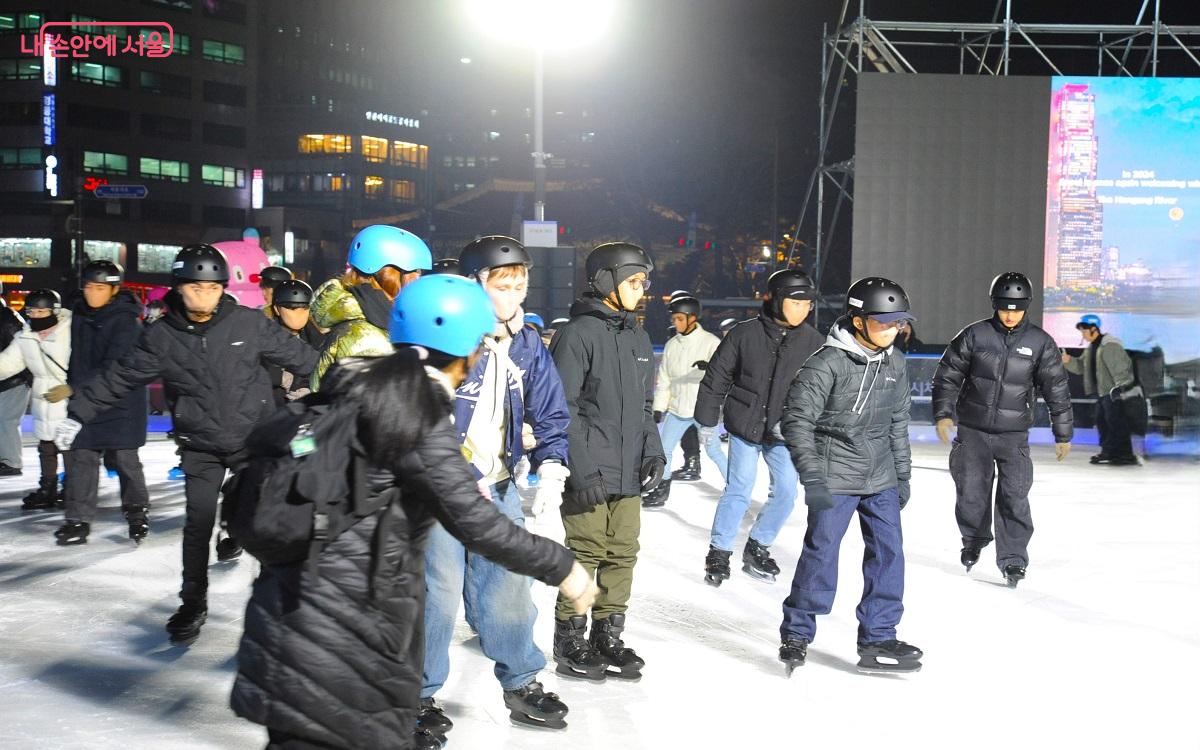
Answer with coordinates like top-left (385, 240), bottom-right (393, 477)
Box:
top-left (933, 272), bottom-right (1073, 587)
top-left (778, 277), bottom-right (922, 674)
top-left (1062, 314), bottom-right (1139, 466)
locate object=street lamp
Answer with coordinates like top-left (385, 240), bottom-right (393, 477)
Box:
top-left (464, 0), bottom-right (616, 222)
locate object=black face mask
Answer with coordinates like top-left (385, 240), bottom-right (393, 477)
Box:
top-left (26, 314), bottom-right (57, 332)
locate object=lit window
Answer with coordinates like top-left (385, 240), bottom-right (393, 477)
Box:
top-left (140, 157), bottom-right (190, 183)
top-left (361, 135), bottom-right (388, 163)
top-left (298, 134), bottom-right (352, 154)
top-left (84, 150), bottom-right (129, 175)
top-left (0, 237), bottom-right (51, 268)
top-left (487, 131), bottom-right (500, 141)
top-left (0, 148), bottom-right (41, 168)
top-left (0, 59), bottom-right (41, 81)
top-left (201, 163), bottom-right (245, 188)
top-left (391, 141), bottom-right (428, 169)
top-left (137, 244), bottom-right (183, 274)
top-left (71, 61), bottom-right (125, 87)
top-left (202, 39), bottom-right (245, 65)
top-left (391, 180), bottom-right (416, 202)
top-left (364, 175), bottom-right (385, 197)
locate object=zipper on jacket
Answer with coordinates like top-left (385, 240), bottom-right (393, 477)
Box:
top-left (201, 335), bottom-right (207, 354)
top-left (990, 328), bottom-right (1016, 431)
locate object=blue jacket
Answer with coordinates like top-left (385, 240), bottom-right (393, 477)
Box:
top-left (454, 325), bottom-right (570, 480)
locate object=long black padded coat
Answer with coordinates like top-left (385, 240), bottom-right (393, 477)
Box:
top-left (932, 315), bottom-right (1073, 442)
top-left (229, 374), bottom-right (575, 748)
top-left (67, 291), bottom-right (148, 451)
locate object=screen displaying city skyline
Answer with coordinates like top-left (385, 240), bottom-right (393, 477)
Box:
top-left (1044, 77), bottom-right (1200, 363)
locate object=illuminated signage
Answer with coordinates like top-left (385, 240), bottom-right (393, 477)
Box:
top-left (42, 93), bottom-right (54, 145)
top-left (44, 154), bottom-right (58, 197)
top-left (251, 168), bottom-right (263, 209)
top-left (366, 111), bottom-right (420, 128)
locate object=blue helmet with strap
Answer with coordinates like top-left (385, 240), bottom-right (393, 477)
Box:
top-left (1076, 313), bottom-right (1102, 330)
top-left (524, 312), bottom-right (545, 330)
top-left (347, 225), bottom-right (433, 275)
top-left (389, 274), bottom-right (495, 357)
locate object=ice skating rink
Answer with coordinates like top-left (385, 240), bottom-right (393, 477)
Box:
top-left (1, 436), bottom-right (1197, 750)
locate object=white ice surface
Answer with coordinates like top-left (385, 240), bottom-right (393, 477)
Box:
top-left (1, 437), bottom-right (1198, 750)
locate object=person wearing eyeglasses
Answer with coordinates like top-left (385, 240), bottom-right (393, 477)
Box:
top-left (932, 272), bottom-right (1074, 588)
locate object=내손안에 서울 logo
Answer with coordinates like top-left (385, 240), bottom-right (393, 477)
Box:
top-left (21, 21), bottom-right (176, 59)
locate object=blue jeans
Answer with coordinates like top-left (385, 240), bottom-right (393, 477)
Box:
top-left (660, 412), bottom-right (728, 482)
top-left (780, 487), bottom-right (905, 644)
top-left (422, 480), bottom-right (544, 695)
top-left (709, 434), bottom-right (798, 551)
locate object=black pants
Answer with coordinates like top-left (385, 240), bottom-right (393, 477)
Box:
top-left (63, 448), bottom-right (149, 523)
top-left (179, 449), bottom-right (244, 603)
top-left (266, 729), bottom-right (342, 749)
top-left (1095, 394), bottom-right (1135, 459)
top-left (37, 440), bottom-right (59, 492)
top-left (949, 425), bottom-right (1035, 569)
top-left (681, 424), bottom-right (699, 460)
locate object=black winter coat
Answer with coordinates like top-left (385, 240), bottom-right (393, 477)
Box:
top-left (0, 306), bottom-right (31, 392)
top-left (230, 395), bottom-right (574, 748)
top-left (781, 319), bottom-right (912, 495)
top-left (549, 294), bottom-right (664, 500)
top-left (932, 316), bottom-right (1073, 442)
top-left (265, 319), bottom-right (327, 406)
top-left (69, 291), bottom-right (319, 455)
top-left (67, 291), bottom-right (147, 450)
top-left (695, 306), bottom-right (824, 444)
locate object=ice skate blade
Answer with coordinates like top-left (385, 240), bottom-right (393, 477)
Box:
top-left (741, 564), bottom-right (777, 583)
top-left (554, 662), bottom-right (607, 682)
top-left (604, 666), bottom-right (642, 682)
top-left (55, 537), bottom-right (88, 546)
top-left (168, 631), bottom-right (202, 647)
top-left (509, 711), bottom-right (567, 731)
top-left (641, 502), bottom-right (666, 510)
top-left (782, 661), bottom-right (804, 677)
top-left (704, 573), bottom-right (728, 587)
top-left (856, 657), bottom-right (921, 674)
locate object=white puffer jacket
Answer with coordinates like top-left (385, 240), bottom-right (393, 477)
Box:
top-left (653, 325), bottom-right (721, 419)
top-left (0, 311), bottom-right (72, 440)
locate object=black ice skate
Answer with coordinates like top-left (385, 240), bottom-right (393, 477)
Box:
top-left (1003, 564), bottom-right (1026, 588)
top-left (960, 546), bottom-right (981, 572)
top-left (126, 506), bottom-right (149, 544)
top-left (704, 545), bottom-right (731, 587)
top-left (215, 531), bottom-right (242, 561)
top-left (417, 696), bottom-right (453, 739)
top-left (857, 639), bottom-right (923, 674)
top-left (166, 600), bottom-right (208, 646)
top-left (411, 728), bottom-right (444, 750)
top-left (503, 680), bottom-right (568, 730)
top-left (590, 614), bottom-right (644, 680)
top-left (54, 520), bottom-right (90, 546)
top-left (742, 538), bottom-right (781, 583)
top-left (641, 478), bottom-right (671, 509)
top-left (670, 455), bottom-right (702, 482)
top-left (21, 487), bottom-right (56, 511)
top-left (780, 637), bottom-right (809, 677)
top-left (553, 616), bottom-right (608, 681)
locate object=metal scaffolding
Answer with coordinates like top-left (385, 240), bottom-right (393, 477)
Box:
top-left (785, 0), bottom-right (1200, 296)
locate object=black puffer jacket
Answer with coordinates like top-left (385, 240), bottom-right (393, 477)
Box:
top-left (932, 315), bottom-right (1073, 442)
top-left (0, 306), bottom-right (31, 392)
top-left (549, 294), bottom-right (664, 499)
top-left (695, 306), bottom-right (824, 444)
top-left (230, 383), bottom-right (574, 748)
top-left (69, 291), bottom-right (319, 454)
top-left (265, 319), bottom-right (327, 406)
top-left (781, 318), bottom-right (912, 495)
top-left (68, 291), bottom-right (147, 450)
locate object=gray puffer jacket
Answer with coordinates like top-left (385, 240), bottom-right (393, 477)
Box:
top-left (781, 318), bottom-right (912, 495)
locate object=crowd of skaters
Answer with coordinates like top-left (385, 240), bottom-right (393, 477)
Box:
top-left (0, 224), bottom-right (1142, 749)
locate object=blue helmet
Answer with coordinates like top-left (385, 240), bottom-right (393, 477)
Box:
top-left (1076, 313), bottom-right (1102, 330)
top-left (524, 312), bottom-right (545, 330)
top-left (389, 274), bottom-right (495, 357)
top-left (347, 225), bottom-right (433, 275)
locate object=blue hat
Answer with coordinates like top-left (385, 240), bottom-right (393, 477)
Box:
top-left (524, 312), bottom-right (545, 330)
top-left (348, 225), bottom-right (433, 275)
top-left (389, 275), bottom-right (496, 357)
top-left (1076, 313), bottom-right (1102, 330)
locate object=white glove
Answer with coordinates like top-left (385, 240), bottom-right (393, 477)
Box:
top-left (532, 461), bottom-right (569, 519)
top-left (54, 418), bottom-right (83, 451)
top-left (521, 423), bottom-right (537, 451)
top-left (557, 561), bottom-right (598, 615)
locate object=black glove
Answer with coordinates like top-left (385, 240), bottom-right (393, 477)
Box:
top-left (654, 410), bottom-right (664, 424)
top-left (804, 483), bottom-right (835, 512)
top-left (897, 479), bottom-right (911, 510)
top-left (692, 360), bottom-right (708, 371)
top-left (639, 457), bottom-right (666, 493)
top-left (573, 473), bottom-right (609, 509)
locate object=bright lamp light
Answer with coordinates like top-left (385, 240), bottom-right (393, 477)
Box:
top-left (464, 0), bottom-right (617, 51)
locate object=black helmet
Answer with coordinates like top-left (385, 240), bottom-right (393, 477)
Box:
top-left (24, 289), bottom-right (61, 310)
top-left (430, 257), bottom-right (461, 275)
top-left (990, 271), bottom-right (1033, 311)
top-left (257, 266), bottom-right (292, 289)
top-left (82, 260), bottom-right (124, 285)
top-left (767, 269), bottom-right (816, 301)
top-left (586, 242), bottom-right (653, 295)
top-left (459, 235), bottom-right (531, 279)
top-left (272, 279), bottom-right (313, 307)
top-left (668, 295), bottom-right (701, 318)
top-left (845, 277), bottom-right (915, 323)
top-left (172, 244), bottom-right (229, 284)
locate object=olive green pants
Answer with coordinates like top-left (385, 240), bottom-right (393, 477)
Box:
top-left (555, 495), bottom-right (641, 621)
